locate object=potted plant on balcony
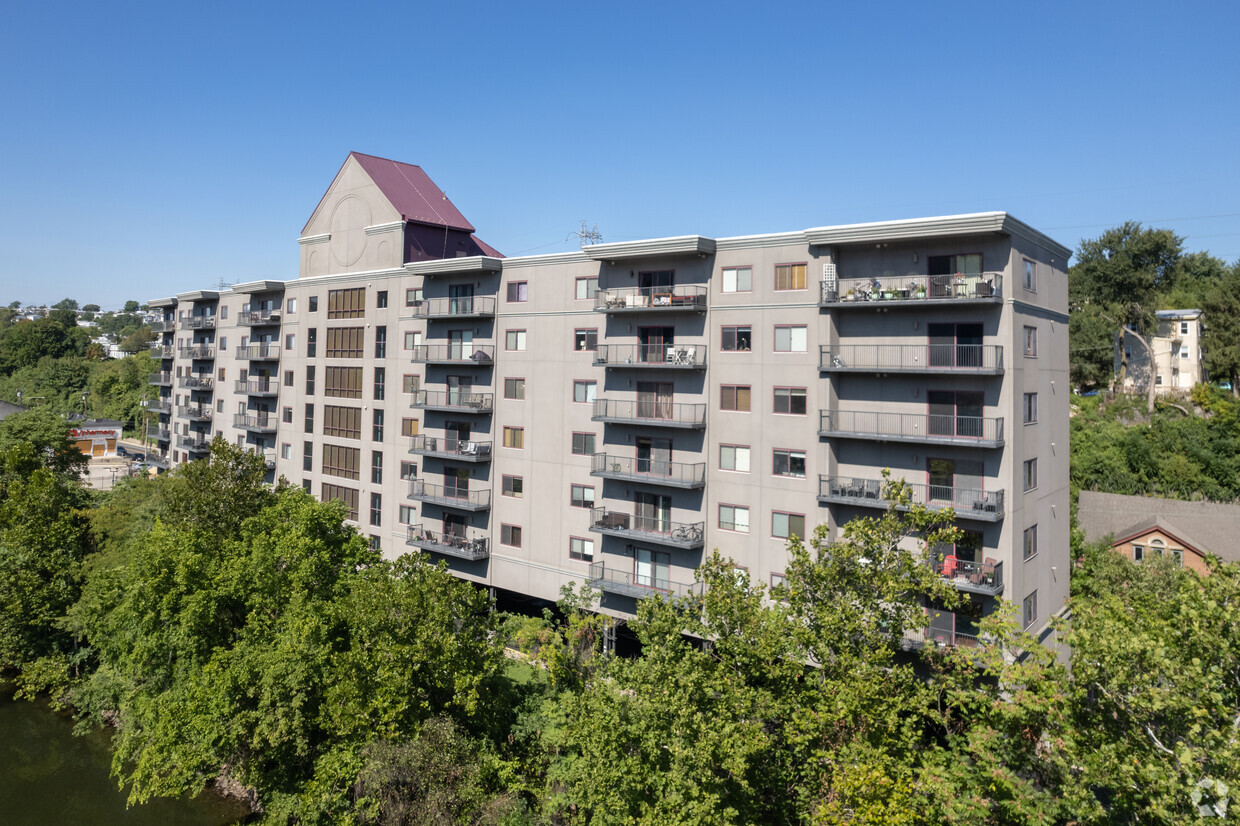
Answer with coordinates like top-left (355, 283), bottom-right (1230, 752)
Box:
top-left (914, 283), bottom-right (927, 299)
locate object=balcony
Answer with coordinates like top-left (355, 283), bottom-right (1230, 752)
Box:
top-left (919, 609), bottom-right (983, 648)
top-left (238, 309), bottom-right (281, 326)
top-left (149, 372), bottom-right (173, 386)
top-left (147, 399), bottom-right (171, 414)
top-left (590, 453), bottom-right (706, 489)
top-left (179, 345), bottom-right (215, 360)
top-left (817, 475), bottom-right (1004, 522)
top-left (593, 344), bottom-right (705, 370)
top-left (147, 454), bottom-right (171, 469)
top-left (407, 480), bottom-right (491, 511)
top-left (409, 344), bottom-right (495, 365)
top-left (233, 413), bottom-right (277, 433)
top-left (819, 410), bottom-right (1004, 448)
top-left (235, 379), bottom-right (279, 397)
top-left (176, 434), bottom-right (211, 453)
top-left (146, 425), bottom-right (170, 441)
top-left (184, 316), bottom-right (217, 330)
top-left (821, 273), bottom-right (1003, 308)
top-left (589, 508), bottom-right (705, 549)
top-left (408, 296), bottom-right (496, 319)
top-left (928, 555), bottom-right (1004, 596)
top-left (149, 320), bottom-right (175, 333)
top-left (591, 398), bottom-right (706, 429)
top-left (149, 345), bottom-right (174, 359)
top-left (176, 405), bottom-right (213, 422)
top-left (594, 285), bottom-right (707, 314)
top-left (409, 435), bottom-right (492, 462)
top-left (820, 344), bottom-right (1004, 375)
top-left (406, 525), bottom-right (490, 561)
top-left (178, 375), bottom-right (214, 390)
top-left (236, 344), bottom-right (280, 361)
top-left (411, 390), bottom-right (494, 413)
top-left (588, 561), bottom-right (702, 601)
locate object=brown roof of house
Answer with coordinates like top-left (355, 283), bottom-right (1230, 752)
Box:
top-left (349, 152), bottom-right (475, 233)
top-left (1078, 491), bottom-right (1240, 563)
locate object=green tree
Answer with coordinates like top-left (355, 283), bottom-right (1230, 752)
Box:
top-left (0, 317), bottom-right (88, 374)
top-left (82, 304), bottom-right (101, 313)
top-left (1202, 261), bottom-right (1240, 393)
top-left (122, 300), bottom-right (140, 313)
top-left (0, 407), bottom-right (88, 479)
top-left (52, 298), bottom-right (80, 311)
top-left (1070, 222), bottom-right (1184, 335)
top-left (118, 327), bottom-right (155, 355)
top-left (1069, 302), bottom-right (1117, 389)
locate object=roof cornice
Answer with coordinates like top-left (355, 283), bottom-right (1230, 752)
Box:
top-left (803, 212), bottom-right (1072, 262)
top-left (403, 256), bottom-right (504, 276)
top-left (147, 297), bottom-right (177, 308)
top-left (500, 251), bottom-right (593, 269)
top-left (582, 235), bottom-right (716, 262)
top-left (298, 233), bottom-right (331, 246)
top-left (231, 280), bottom-right (288, 294)
top-left (175, 290), bottom-right (220, 302)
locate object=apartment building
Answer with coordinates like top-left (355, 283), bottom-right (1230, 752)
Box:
top-left (148, 152), bottom-right (1071, 644)
top-left (1114, 309), bottom-right (1205, 393)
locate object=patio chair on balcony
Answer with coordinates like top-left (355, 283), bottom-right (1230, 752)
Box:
top-left (862, 479), bottom-right (881, 499)
top-left (971, 558), bottom-right (997, 587)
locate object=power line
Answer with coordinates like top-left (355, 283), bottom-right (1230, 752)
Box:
top-left (1043, 212), bottom-right (1240, 231)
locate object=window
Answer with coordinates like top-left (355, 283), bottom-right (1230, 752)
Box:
top-left (505, 330), bottom-right (527, 351)
top-left (1023, 458), bottom-right (1038, 491)
top-left (770, 572), bottom-right (786, 589)
top-left (309, 296), bottom-right (318, 312)
top-left (285, 333), bottom-right (296, 351)
top-left (1171, 548), bottom-right (1183, 566)
top-left (400, 461), bottom-right (417, 481)
top-left (302, 479), bottom-right (312, 492)
top-left (376, 290), bottom-right (388, 309)
top-left (327, 288), bottom-right (365, 319)
top-left (307, 328), bottom-right (316, 358)
top-left (220, 306), bottom-right (228, 320)
top-left (1156, 374), bottom-right (1164, 386)
top-left (504, 377), bottom-right (525, 400)
top-left (325, 327), bottom-right (364, 358)
top-left (403, 374), bottom-right (420, 394)
top-left (217, 367), bottom-right (225, 381)
top-left (306, 365), bottom-right (316, 395)
top-left (1180, 321), bottom-right (1190, 335)
top-left (575, 277), bottom-right (598, 300)
top-left (403, 331), bottom-right (422, 351)
top-left (305, 404), bottom-right (315, 434)
top-left (503, 426), bottom-right (524, 449)
top-left (721, 326), bottom-right (752, 351)
top-left (571, 432), bottom-right (596, 456)
top-left (281, 406), bottom-right (293, 424)
top-left (1023, 259), bottom-right (1036, 292)
top-left (303, 441), bottom-right (312, 472)
top-left (773, 449), bottom-right (806, 478)
top-left (502, 475), bottom-right (523, 498)
top-left (772, 511), bottom-right (806, 540)
top-left (1023, 392), bottom-right (1038, 424)
top-left (1022, 590), bottom-right (1038, 629)
top-left (280, 442), bottom-right (291, 460)
top-left (323, 405), bottom-right (362, 440)
top-left (1023, 326), bottom-right (1038, 357)
top-left (325, 366), bottom-right (363, 399)
top-left (1180, 345), bottom-right (1190, 359)
top-left (773, 387), bottom-right (807, 415)
top-left (371, 450), bottom-right (383, 484)
top-left (370, 493), bottom-right (382, 527)
top-left (405, 288), bottom-right (423, 307)
top-left (721, 266), bottom-right (752, 293)
top-left (287, 298), bottom-right (297, 314)
top-left (1133, 544), bottom-right (1144, 562)
top-left (399, 505), bottom-right (415, 525)
top-left (720, 444), bottom-right (750, 472)
top-left (774, 263), bottom-right (807, 291)
top-left (372, 410), bottom-right (384, 441)
top-left (322, 444), bottom-right (361, 480)
top-left (570, 484), bottom-right (594, 508)
top-left (719, 504), bottom-right (749, 532)
top-left (721, 385), bottom-right (751, 412)
top-left (284, 370), bottom-right (294, 387)
top-left (322, 483), bottom-right (359, 520)
top-left (373, 367), bottom-right (386, 400)
top-left (374, 326), bottom-right (387, 359)
top-left (1023, 525), bottom-right (1038, 560)
top-left (574, 328), bottom-right (598, 351)
top-left (501, 524), bottom-right (522, 547)
top-left (401, 418), bottom-right (418, 438)
top-left (219, 336), bottom-right (227, 350)
top-left (506, 281), bottom-right (528, 302)
top-left (573, 380), bottom-right (596, 403)
top-left (774, 325), bottom-right (808, 352)
top-left (569, 537), bottom-right (594, 561)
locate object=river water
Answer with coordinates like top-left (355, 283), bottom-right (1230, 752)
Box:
top-left (0, 683), bottom-right (250, 825)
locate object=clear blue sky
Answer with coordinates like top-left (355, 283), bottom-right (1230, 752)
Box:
top-left (2, 0), bottom-right (1237, 308)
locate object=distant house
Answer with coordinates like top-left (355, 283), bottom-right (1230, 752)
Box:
top-left (1078, 491), bottom-right (1240, 574)
top-left (1114, 309), bottom-right (1205, 393)
top-left (0, 400), bottom-right (30, 422)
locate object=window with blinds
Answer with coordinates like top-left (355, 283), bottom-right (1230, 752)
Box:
top-left (321, 483), bottom-right (359, 520)
top-left (327, 288), bottom-right (366, 319)
top-left (322, 444), bottom-right (361, 480)
top-left (323, 405), bottom-right (361, 439)
top-left (325, 327), bottom-right (364, 358)
top-left (324, 366), bottom-right (363, 398)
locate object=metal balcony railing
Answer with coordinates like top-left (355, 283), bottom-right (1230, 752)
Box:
top-left (928, 555), bottom-right (1004, 596)
top-left (176, 434), bottom-right (211, 451)
top-left (591, 398), bottom-right (706, 429)
top-left (236, 344), bottom-right (280, 360)
top-left (149, 372), bottom-right (173, 386)
top-left (588, 508), bottom-right (705, 549)
top-left (149, 345), bottom-right (174, 359)
top-left (921, 609), bottom-right (983, 648)
top-left (594, 285), bottom-right (708, 313)
top-left (178, 375), bottom-right (214, 390)
top-left (409, 436), bottom-right (492, 461)
top-left (593, 344), bottom-right (705, 369)
top-left (819, 410), bottom-right (1004, 447)
top-left (148, 320), bottom-right (175, 333)
top-left (176, 406), bottom-right (212, 421)
top-left (179, 345), bottom-right (215, 359)
top-left (406, 525), bottom-right (490, 561)
top-left (233, 414), bottom-right (277, 431)
top-left (817, 475), bottom-right (1004, 522)
top-left (588, 561), bottom-right (702, 601)
top-left (184, 316), bottom-right (217, 329)
top-left (590, 453), bottom-right (706, 489)
top-left (409, 344), bottom-right (495, 365)
top-left (408, 296), bottom-right (496, 318)
top-left (147, 454), bottom-right (170, 469)
top-left (821, 273), bottom-right (1003, 305)
top-left (411, 390), bottom-right (494, 412)
top-left (820, 344), bottom-right (1004, 374)
top-left (238, 309), bottom-right (281, 326)
top-left (235, 379), bottom-right (279, 395)
top-left (147, 399), bottom-right (171, 414)
top-left (407, 480), bottom-right (491, 510)
top-left (146, 426), bottom-right (170, 441)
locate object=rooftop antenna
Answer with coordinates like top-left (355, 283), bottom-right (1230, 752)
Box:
top-left (215, 278), bottom-right (232, 292)
top-left (569, 220), bottom-right (603, 248)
